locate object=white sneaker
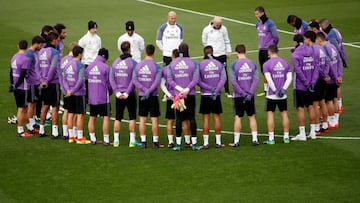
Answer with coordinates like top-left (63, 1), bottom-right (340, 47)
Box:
top-left (162, 95), bottom-right (167, 102)
top-left (307, 134), bottom-right (317, 140)
top-left (226, 93), bottom-right (233, 98)
top-left (291, 134), bottom-right (307, 141)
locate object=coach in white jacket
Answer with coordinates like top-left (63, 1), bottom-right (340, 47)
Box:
top-left (117, 21), bottom-right (145, 63)
top-left (202, 16), bottom-right (232, 97)
top-left (79, 20), bottom-right (102, 66)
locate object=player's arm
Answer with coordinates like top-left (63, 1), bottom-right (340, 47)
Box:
top-left (45, 51), bottom-right (59, 83)
top-left (71, 66), bottom-right (85, 93)
top-left (156, 26), bottom-right (164, 51)
top-left (222, 27), bottom-right (232, 55)
top-left (249, 63), bottom-right (259, 95)
top-left (214, 65), bottom-right (227, 94)
top-left (160, 77), bottom-right (172, 98)
top-left (167, 66), bottom-right (182, 92)
top-left (201, 27), bottom-right (208, 47)
top-left (229, 63), bottom-right (246, 95)
top-left (292, 55), bottom-right (309, 86)
top-left (185, 62), bottom-right (199, 92)
top-left (268, 21), bottom-right (279, 45)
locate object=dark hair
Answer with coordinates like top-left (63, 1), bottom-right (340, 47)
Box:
top-left (146, 44), bottom-right (155, 56)
top-left (32, 35), bottom-right (45, 45)
top-left (293, 34), bottom-right (304, 44)
top-left (72, 45), bottom-right (84, 57)
top-left (18, 40), bottom-right (28, 50)
top-left (304, 30), bottom-right (316, 43)
top-left (98, 48), bottom-right (109, 60)
top-left (316, 32), bottom-right (326, 41)
top-left (178, 42), bottom-right (189, 57)
top-left (54, 23), bottom-right (66, 34)
top-left (121, 41), bottom-right (131, 53)
top-left (287, 15), bottom-right (297, 24)
top-left (47, 32), bottom-right (58, 43)
top-left (235, 44), bottom-right (246, 54)
top-left (254, 6), bottom-right (265, 13)
top-left (203, 45), bottom-right (213, 58)
top-left (268, 44), bottom-right (278, 54)
top-left (308, 21), bottom-right (320, 30)
top-left (172, 49), bottom-right (179, 58)
top-left (42, 25), bottom-right (54, 34)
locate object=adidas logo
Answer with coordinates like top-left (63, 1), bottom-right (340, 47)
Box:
top-left (331, 48), bottom-right (338, 58)
top-left (239, 62), bottom-right (252, 73)
top-left (115, 60), bottom-right (128, 70)
top-left (39, 50), bottom-right (47, 60)
top-left (319, 49), bottom-right (326, 58)
top-left (61, 59), bottom-right (69, 69)
top-left (174, 60), bottom-right (188, 70)
top-left (66, 65), bottom-right (74, 75)
top-left (204, 61), bottom-right (219, 71)
top-left (139, 65), bottom-right (151, 74)
top-left (273, 62), bottom-right (285, 71)
top-left (11, 60), bottom-right (17, 69)
top-left (89, 65), bottom-right (101, 75)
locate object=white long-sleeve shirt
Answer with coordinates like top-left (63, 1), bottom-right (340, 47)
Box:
top-left (156, 22), bottom-right (183, 57)
top-left (202, 23), bottom-right (231, 57)
top-left (78, 31), bottom-right (101, 65)
top-left (117, 32), bottom-right (145, 63)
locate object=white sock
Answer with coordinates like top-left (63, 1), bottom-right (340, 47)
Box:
top-left (322, 122), bottom-right (328, 129)
top-left (215, 134), bottom-right (221, 145)
top-left (310, 124), bottom-right (316, 136)
top-left (203, 134), bottom-right (209, 146)
top-left (52, 125), bottom-right (58, 136)
top-left (29, 118), bottom-right (35, 127)
top-left (77, 130), bottom-right (83, 139)
top-left (39, 124), bottom-right (45, 134)
top-left (26, 122), bottom-right (34, 131)
top-left (168, 134), bottom-right (174, 144)
top-left (184, 135), bottom-right (190, 144)
top-left (141, 135), bottom-right (146, 142)
top-left (103, 134), bottom-right (110, 143)
top-left (252, 131), bottom-right (258, 142)
top-left (68, 129), bottom-right (74, 138)
top-left (299, 126), bottom-right (306, 136)
top-left (338, 98), bottom-right (342, 108)
top-left (62, 125), bottom-right (68, 136)
top-left (269, 132), bottom-right (274, 141)
top-left (18, 126), bottom-right (24, 133)
top-left (130, 132), bottom-right (136, 143)
top-left (176, 137), bottom-right (182, 145)
top-left (114, 132), bottom-right (120, 143)
top-left (315, 124), bottom-right (320, 131)
top-left (264, 83), bottom-right (269, 92)
top-left (284, 132), bottom-right (289, 140)
top-left (153, 136), bottom-right (159, 142)
top-left (334, 113), bottom-right (339, 124)
top-left (191, 137), bottom-right (197, 145)
top-left (73, 127), bottom-right (78, 138)
top-left (328, 116), bottom-right (335, 126)
top-left (89, 132), bottom-right (96, 142)
top-left (234, 132), bottom-right (240, 144)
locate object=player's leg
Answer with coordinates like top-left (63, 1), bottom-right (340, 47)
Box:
top-left (202, 114), bottom-right (210, 148)
top-left (213, 113), bottom-right (224, 147)
top-left (139, 116), bottom-right (147, 148)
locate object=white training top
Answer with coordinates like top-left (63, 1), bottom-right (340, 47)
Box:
top-left (156, 22), bottom-right (184, 57)
top-left (202, 23), bottom-right (231, 57)
top-left (78, 31), bottom-right (101, 65)
top-left (117, 32), bottom-right (145, 63)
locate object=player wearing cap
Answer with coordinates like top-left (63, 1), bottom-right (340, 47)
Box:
top-left (132, 44), bottom-right (163, 149)
top-left (229, 44), bottom-right (259, 147)
top-left (202, 16), bottom-right (232, 97)
top-left (78, 20), bottom-right (101, 66)
top-left (9, 40), bottom-right (33, 137)
top-left (291, 31), bottom-right (320, 141)
top-left (254, 6), bottom-right (279, 95)
top-left (262, 45), bottom-right (292, 145)
top-left (86, 48), bottom-right (112, 146)
top-left (287, 15), bottom-right (309, 35)
top-left (110, 41), bottom-right (141, 148)
top-left (156, 11), bottom-right (183, 66)
top-left (117, 21), bottom-right (145, 63)
top-left (198, 46), bottom-right (226, 149)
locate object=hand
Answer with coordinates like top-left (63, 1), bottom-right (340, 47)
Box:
top-left (276, 89), bottom-right (286, 98)
top-left (8, 84), bottom-right (15, 92)
top-left (211, 87), bottom-right (216, 94)
top-left (211, 93), bottom-right (217, 101)
top-left (41, 81), bottom-right (48, 88)
top-left (141, 93), bottom-right (149, 101)
top-left (307, 84), bottom-right (315, 93)
top-left (65, 90), bottom-right (72, 97)
top-left (323, 76), bottom-right (330, 81)
top-left (336, 77), bottom-right (342, 85)
top-left (342, 60), bottom-right (348, 68)
top-left (243, 94), bottom-right (252, 103)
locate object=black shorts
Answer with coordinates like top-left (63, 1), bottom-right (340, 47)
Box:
top-left (265, 98), bottom-right (287, 112)
top-left (163, 56), bottom-right (172, 66)
top-left (68, 95), bottom-right (86, 114)
top-left (294, 90), bottom-right (314, 108)
top-left (325, 83), bottom-right (337, 102)
top-left (233, 97), bottom-right (256, 117)
top-left (27, 84), bottom-right (39, 103)
top-left (175, 95), bottom-right (196, 121)
top-left (116, 92), bottom-right (137, 121)
top-left (90, 103), bottom-right (111, 117)
top-left (314, 79), bottom-right (326, 101)
top-left (138, 95), bottom-right (160, 117)
top-left (258, 49), bottom-right (269, 73)
top-left (40, 83), bottom-right (60, 106)
top-left (166, 99), bottom-right (175, 120)
top-left (199, 95), bottom-right (223, 114)
top-left (14, 89), bottom-right (28, 108)
top-left (63, 95), bottom-right (69, 110)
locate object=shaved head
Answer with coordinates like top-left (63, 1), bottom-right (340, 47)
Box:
top-left (212, 16), bottom-right (222, 29)
top-left (168, 11), bottom-right (177, 25)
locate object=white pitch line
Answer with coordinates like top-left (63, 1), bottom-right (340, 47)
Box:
top-left (138, 0), bottom-right (359, 49)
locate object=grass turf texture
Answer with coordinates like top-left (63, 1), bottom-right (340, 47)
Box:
top-left (0, 0), bottom-right (360, 202)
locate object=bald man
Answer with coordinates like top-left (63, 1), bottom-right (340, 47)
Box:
top-left (202, 16), bottom-right (232, 97)
top-left (156, 11), bottom-right (184, 66)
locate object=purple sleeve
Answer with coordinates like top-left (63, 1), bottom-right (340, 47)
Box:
top-left (269, 21), bottom-right (279, 45)
top-left (145, 65), bottom-right (161, 95)
top-left (132, 68), bottom-right (146, 92)
top-left (292, 54), bottom-right (309, 86)
top-left (125, 60), bottom-right (137, 94)
top-left (109, 66), bottom-right (119, 93)
top-left (198, 80), bottom-right (213, 91)
top-left (45, 53), bottom-right (59, 83)
top-left (249, 63), bottom-right (259, 95)
top-left (215, 67), bottom-right (227, 94)
top-left (167, 66), bottom-right (178, 90)
top-left (311, 58), bottom-right (320, 85)
top-left (70, 67), bottom-right (84, 93)
top-left (186, 62), bottom-right (199, 90)
top-left (230, 63), bottom-right (246, 95)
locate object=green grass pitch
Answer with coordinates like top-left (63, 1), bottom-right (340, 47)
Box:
top-left (0, 0), bottom-right (359, 202)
